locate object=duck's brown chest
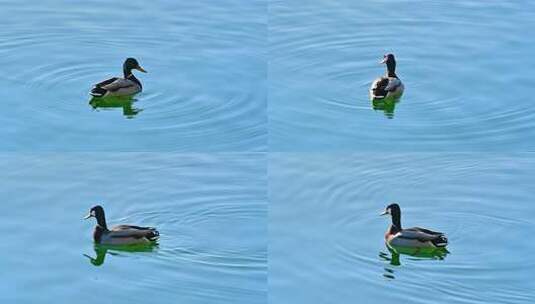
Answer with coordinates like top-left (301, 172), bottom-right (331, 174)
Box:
top-left (385, 225), bottom-right (399, 241)
top-left (93, 226), bottom-right (104, 243)
top-left (384, 230), bottom-right (393, 241)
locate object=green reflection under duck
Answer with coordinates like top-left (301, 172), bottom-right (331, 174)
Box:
top-left (380, 245), bottom-right (449, 279)
top-left (372, 97), bottom-right (399, 119)
top-left (84, 205), bottom-right (160, 246)
top-left (384, 243), bottom-right (449, 265)
top-left (89, 95), bottom-right (142, 118)
top-left (83, 243), bottom-right (158, 266)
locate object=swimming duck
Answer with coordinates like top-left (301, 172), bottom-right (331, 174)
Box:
top-left (381, 203), bottom-right (448, 248)
top-left (84, 205), bottom-right (159, 245)
top-left (370, 54), bottom-right (404, 101)
top-left (90, 58), bottom-right (147, 97)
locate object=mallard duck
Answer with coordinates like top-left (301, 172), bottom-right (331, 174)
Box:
top-left (370, 54), bottom-right (404, 101)
top-left (84, 205), bottom-right (159, 245)
top-left (90, 58), bottom-right (147, 97)
top-left (381, 203), bottom-right (448, 248)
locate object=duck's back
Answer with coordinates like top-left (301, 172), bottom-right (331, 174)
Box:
top-left (91, 77), bottom-right (141, 97)
top-left (370, 77), bottom-right (387, 97)
top-left (370, 76), bottom-right (403, 100)
top-left (98, 224), bottom-right (159, 245)
top-left (388, 227), bottom-right (448, 248)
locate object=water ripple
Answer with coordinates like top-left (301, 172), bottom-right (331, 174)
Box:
top-left (271, 153), bottom-right (535, 303)
top-left (270, 0), bottom-right (535, 151)
top-left (1, 0), bottom-right (266, 151)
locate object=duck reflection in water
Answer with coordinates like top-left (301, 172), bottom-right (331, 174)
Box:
top-left (372, 97), bottom-right (400, 119)
top-left (83, 243), bottom-right (158, 266)
top-left (89, 96), bottom-right (142, 119)
top-left (379, 245), bottom-right (449, 279)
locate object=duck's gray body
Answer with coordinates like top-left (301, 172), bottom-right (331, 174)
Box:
top-left (85, 205), bottom-right (159, 246)
top-left (91, 76), bottom-right (142, 97)
top-left (370, 77), bottom-right (404, 100)
top-left (370, 54), bottom-right (404, 101)
top-left (94, 224), bottom-right (159, 245)
top-left (382, 203), bottom-right (448, 249)
top-left (90, 58), bottom-right (146, 98)
top-left (386, 226), bottom-right (448, 248)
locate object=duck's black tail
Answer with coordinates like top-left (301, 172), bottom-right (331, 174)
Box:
top-left (432, 235), bottom-right (448, 247)
top-left (90, 87), bottom-right (106, 97)
top-left (146, 229), bottom-right (160, 241)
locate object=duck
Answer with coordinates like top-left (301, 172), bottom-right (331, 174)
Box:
top-left (90, 58), bottom-right (147, 97)
top-left (84, 205), bottom-right (159, 245)
top-left (381, 203), bottom-right (448, 248)
top-left (369, 54), bottom-right (404, 101)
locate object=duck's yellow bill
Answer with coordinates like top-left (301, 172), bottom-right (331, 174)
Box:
top-left (84, 213), bottom-right (92, 219)
top-left (136, 66), bottom-right (147, 73)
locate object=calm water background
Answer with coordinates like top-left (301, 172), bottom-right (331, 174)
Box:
top-left (3, 1), bottom-right (535, 303)
top-left (0, 0), bottom-right (266, 151)
top-left (270, 0), bottom-right (535, 151)
top-left (0, 153), bottom-right (267, 304)
top-left (270, 154), bottom-right (535, 304)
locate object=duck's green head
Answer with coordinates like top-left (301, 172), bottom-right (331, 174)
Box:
top-left (380, 53), bottom-right (396, 77)
top-left (381, 203), bottom-right (401, 217)
top-left (123, 58), bottom-right (147, 76)
top-left (84, 205), bottom-right (107, 229)
top-left (380, 53), bottom-right (396, 65)
top-left (381, 203), bottom-right (402, 228)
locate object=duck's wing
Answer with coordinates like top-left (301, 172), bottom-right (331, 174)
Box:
top-left (99, 78), bottom-right (137, 92)
top-left (94, 77), bottom-right (119, 88)
top-left (384, 77), bottom-right (401, 92)
top-left (371, 77), bottom-right (389, 98)
top-left (109, 225), bottom-right (160, 241)
top-left (399, 227), bottom-right (448, 247)
top-left (410, 227), bottom-right (444, 235)
top-left (398, 227), bottom-right (444, 241)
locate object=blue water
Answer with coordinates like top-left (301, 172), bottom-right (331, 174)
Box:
top-left (0, 153), bottom-right (267, 303)
top-left (270, 0), bottom-right (535, 151)
top-left (0, 0), bottom-right (266, 151)
top-left (269, 154), bottom-right (535, 303)
top-left (2, 0), bottom-right (535, 303)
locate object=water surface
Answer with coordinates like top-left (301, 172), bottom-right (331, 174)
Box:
top-left (269, 153), bottom-right (535, 304)
top-left (269, 0), bottom-right (535, 151)
top-left (0, 0), bottom-right (266, 151)
top-left (0, 153), bottom-right (267, 303)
